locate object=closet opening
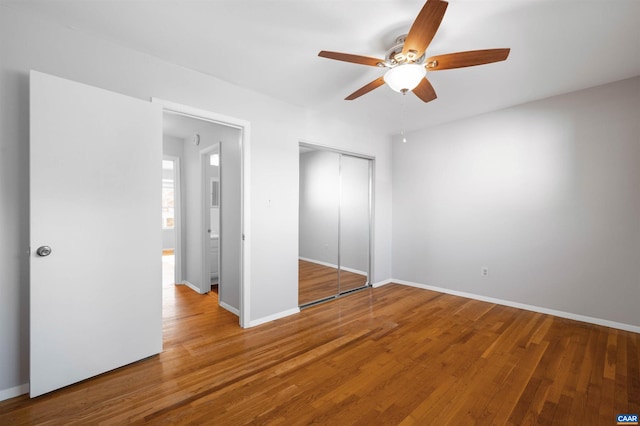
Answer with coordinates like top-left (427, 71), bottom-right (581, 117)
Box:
top-left (298, 143), bottom-right (374, 308)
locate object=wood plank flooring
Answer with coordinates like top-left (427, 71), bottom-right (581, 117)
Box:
top-left (1, 283), bottom-right (638, 425)
top-left (298, 259), bottom-right (367, 305)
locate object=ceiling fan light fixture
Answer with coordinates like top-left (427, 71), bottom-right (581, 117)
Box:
top-left (384, 64), bottom-right (426, 93)
top-left (318, 0), bottom-right (510, 102)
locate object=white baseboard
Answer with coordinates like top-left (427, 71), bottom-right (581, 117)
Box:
top-left (392, 279), bottom-right (640, 334)
top-left (178, 280), bottom-right (207, 295)
top-left (299, 257), bottom-right (367, 276)
top-left (0, 383), bottom-right (29, 402)
top-left (248, 307), bottom-right (300, 328)
top-left (299, 257), bottom-right (337, 269)
top-left (219, 301), bottom-right (240, 316)
top-left (372, 279), bottom-right (393, 288)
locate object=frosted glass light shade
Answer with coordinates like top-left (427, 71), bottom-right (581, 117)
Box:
top-left (384, 64), bottom-right (426, 93)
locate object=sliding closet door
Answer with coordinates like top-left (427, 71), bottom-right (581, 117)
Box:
top-left (338, 154), bottom-right (371, 293)
top-left (299, 148), bottom-right (340, 305)
top-left (299, 144), bottom-right (373, 307)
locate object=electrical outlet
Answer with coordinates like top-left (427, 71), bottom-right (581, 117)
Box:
top-left (481, 267), bottom-right (489, 277)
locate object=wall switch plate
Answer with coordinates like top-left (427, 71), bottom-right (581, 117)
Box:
top-left (481, 267), bottom-right (489, 277)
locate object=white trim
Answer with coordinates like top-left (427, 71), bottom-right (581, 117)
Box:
top-left (240, 124), bottom-right (251, 328)
top-left (248, 307), bottom-right (300, 328)
top-left (179, 280), bottom-right (207, 295)
top-left (153, 99), bottom-right (248, 131)
top-left (341, 265), bottom-right (367, 276)
top-left (368, 158), bottom-right (375, 288)
top-left (219, 301), bottom-right (240, 316)
top-left (393, 279), bottom-right (640, 334)
top-left (299, 257), bottom-right (337, 269)
top-left (299, 140), bottom-right (375, 160)
top-left (153, 98), bottom-right (251, 328)
top-left (372, 279), bottom-right (393, 288)
top-left (0, 383), bottom-right (29, 402)
top-left (298, 257), bottom-right (367, 276)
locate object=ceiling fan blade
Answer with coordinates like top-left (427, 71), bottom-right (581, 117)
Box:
top-left (426, 48), bottom-right (510, 71)
top-left (345, 77), bottom-right (386, 100)
top-left (403, 0), bottom-right (449, 58)
top-left (412, 78), bottom-right (437, 103)
top-left (318, 51), bottom-right (384, 67)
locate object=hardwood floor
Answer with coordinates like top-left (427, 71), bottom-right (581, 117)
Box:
top-left (298, 259), bottom-right (367, 305)
top-left (1, 283), bottom-right (638, 425)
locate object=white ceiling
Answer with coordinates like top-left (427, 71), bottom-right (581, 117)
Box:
top-left (7, 0), bottom-right (640, 135)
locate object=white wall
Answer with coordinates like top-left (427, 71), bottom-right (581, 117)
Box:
top-left (182, 129), bottom-right (204, 291)
top-left (162, 136), bottom-right (184, 159)
top-left (392, 76), bottom-right (640, 328)
top-left (219, 133), bottom-right (242, 310)
top-left (0, 6), bottom-right (393, 397)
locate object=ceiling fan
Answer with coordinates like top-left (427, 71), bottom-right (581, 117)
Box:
top-left (318, 0), bottom-right (510, 103)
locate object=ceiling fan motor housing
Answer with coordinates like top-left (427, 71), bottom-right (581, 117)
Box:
top-left (383, 34), bottom-right (426, 67)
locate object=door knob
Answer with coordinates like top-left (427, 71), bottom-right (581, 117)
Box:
top-left (36, 246), bottom-right (52, 257)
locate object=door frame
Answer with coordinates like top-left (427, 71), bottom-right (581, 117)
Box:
top-left (154, 98), bottom-right (250, 328)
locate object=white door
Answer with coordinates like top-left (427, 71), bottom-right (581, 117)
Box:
top-left (29, 71), bottom-right (163, 397)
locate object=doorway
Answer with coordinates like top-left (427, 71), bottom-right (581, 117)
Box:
top-left (157, 99), bottom-right (250, 327)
